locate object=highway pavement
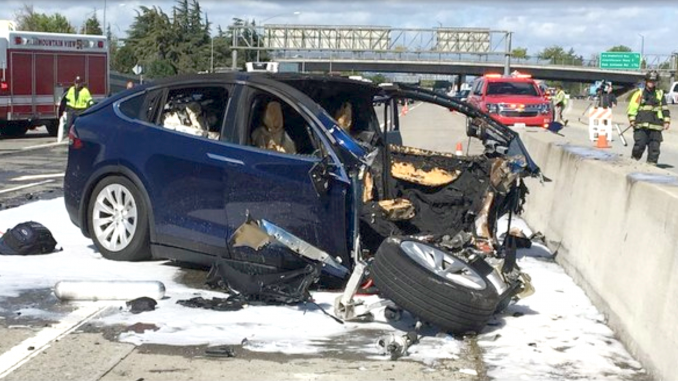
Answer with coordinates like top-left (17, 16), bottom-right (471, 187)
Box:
top-left (0, 104), bottom-right (653, 381)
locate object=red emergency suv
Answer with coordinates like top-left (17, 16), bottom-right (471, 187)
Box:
top-left (467, 73), bottom-right (552, 128)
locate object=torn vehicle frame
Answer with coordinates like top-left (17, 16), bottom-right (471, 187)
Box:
top-left (333, 83), bottom-right (539, 322)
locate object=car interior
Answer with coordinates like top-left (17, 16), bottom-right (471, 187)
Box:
top-left (158, 86), bottom-right (228, 140)
top-left (247, 93), bottom-right (319, 156)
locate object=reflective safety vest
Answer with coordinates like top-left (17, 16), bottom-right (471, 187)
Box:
top-left (554, 90), bottom-right (567, 106)
top-left (65, 86), bottom-right (93, 110)
top-left (627, 89), bottom-right (670, 131)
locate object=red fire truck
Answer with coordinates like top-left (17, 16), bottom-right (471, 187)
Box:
top-left (0, 26), bottom-right (108, 137)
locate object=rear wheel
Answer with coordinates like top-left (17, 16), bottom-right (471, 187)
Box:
top-left (371, 238), bottom-right (500, 335)
top-left (45, 120), bottom-right (59, 136)
top-left (87, 176), bottom-right (151, 261)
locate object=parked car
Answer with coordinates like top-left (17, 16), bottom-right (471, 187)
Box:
top-left (64, 73), bottom-right (540, 334)
top-left (666, 81), bottom-right (678, 104)
top-left (467, 73), bottom-right (553, 128)
top-left (451, 89), bottom-right (470, 102)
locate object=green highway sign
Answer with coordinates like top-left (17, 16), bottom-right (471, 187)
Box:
top-left (599, 52), bottom-right (641, 70)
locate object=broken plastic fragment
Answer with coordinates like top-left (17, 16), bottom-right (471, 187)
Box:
top-left (126, 297), bottom-right (157, 314)
top-left (377, 198), bottom-right (415, 221)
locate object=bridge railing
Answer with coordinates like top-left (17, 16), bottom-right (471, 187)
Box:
top-left (229, 24), bottom-right (676, 73)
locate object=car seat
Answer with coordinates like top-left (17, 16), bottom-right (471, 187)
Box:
top-left (250, 101), bottom-right (297, 154)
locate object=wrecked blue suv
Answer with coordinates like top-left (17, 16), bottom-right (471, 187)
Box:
top-left (65, 73), bottom-right (540, 334)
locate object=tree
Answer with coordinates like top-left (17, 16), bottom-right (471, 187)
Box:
top-left (538, 45), bottom-right (583, 66)
top-left (147, 59), bottom-right (177, 78)
top-left (112, 45), bottom-right (136, 74)
top-left (80, 13), bottom-right (103, 35)
top-left (511, 47), bottom-right (529, 60)
top-left (607, 45), bottom-right (632, 52)
top-left (14, 4), bottom-right (75, 33)
top-left (366, 73), bottom-right (388, 84)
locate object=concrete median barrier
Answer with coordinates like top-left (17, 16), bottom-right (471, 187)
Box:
top-left (519, 130), bottom-right (678, 381)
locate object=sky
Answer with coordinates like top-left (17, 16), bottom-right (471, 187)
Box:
top-left (0, 0), bottom-right (676, 60)
top-left (0, 198), bottom-right (649, 379)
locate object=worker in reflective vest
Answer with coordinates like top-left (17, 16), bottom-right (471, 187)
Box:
top-left (64, 76), bottom-right (94, 131)
top-left (553, 85), bottom-right (568, 125)
top-left (627, 70), bottom-right (671, 165)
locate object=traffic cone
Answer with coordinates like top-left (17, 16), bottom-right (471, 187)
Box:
top-left (596, 133), bottom-right (610, 149)
top-left (403, 102), bottom-right (409, 115)
top-left (455, 142), bottom-right (463, 156)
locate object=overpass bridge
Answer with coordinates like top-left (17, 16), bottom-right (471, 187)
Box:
top-left (229, 24), bottom-right (677, 86)
top-left (275, 58), bottom-right (649, 85)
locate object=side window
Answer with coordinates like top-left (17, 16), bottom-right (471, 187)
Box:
top-left (157, 86), bottom-right (229, 141)
top-left (473, 80), bottom-right (484, 96)
top-left (246, 92), bottom-right (320, 157)
top-left (118, 89), bottom-right (163, 123)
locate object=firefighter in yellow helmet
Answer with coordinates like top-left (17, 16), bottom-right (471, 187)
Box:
top-left (64, 76), bottom-right (94, 130)
top-left (627, 70), bottom-right (671, 165)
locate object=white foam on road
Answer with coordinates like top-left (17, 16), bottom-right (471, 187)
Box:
top-left (0, 180), bottom-right (54, 195)
top-left (0, 198), bottom-right (648, 379)
top-left (0, 198), bottom-right (462, 360)
top-left (10, 173), bottom-right (65, 182)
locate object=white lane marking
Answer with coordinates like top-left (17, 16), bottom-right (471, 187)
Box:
top-left (0, 305), bottom-right (107, 378)
top-left (10, 173), bottom-right (65, 182)
top-left (0, 180), bottom-right (54, 195)
top-left (21, 141), bottom-right (68, 151)
top-left (408, 102), bottom-right (424, 113)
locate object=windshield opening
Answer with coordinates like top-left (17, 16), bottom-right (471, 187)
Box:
top-left (486, 82), bottom-right (539, 96)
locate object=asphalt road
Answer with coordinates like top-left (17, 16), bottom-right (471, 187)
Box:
top-left (0, 117), bottom-right (485, 381)
top-left (554, 99), bottom-right (678, 173)
top-left (0, 127), bottom-right (67, 210)
top-left (0, 104), bottom-right (653, 381)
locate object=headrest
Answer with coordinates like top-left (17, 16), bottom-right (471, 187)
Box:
top-left (335, 102), bottom-right (353, 131)
top-left (263, 102), bottom-right (283, 132)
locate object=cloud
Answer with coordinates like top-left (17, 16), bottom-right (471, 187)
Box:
top-left (0, 0), bottom-right (673, 58)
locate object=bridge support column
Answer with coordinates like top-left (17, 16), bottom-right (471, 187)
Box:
top-left (456, 75), bottom-right (465, 92)
top-left (504, 32), bottom-right (512, 76)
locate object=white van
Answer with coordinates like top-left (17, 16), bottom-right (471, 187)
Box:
top-left (666, 81), bottom-right (678, 104)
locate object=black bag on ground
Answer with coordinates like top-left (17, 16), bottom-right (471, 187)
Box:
top-left (0, 221), bottom-right (58, 256)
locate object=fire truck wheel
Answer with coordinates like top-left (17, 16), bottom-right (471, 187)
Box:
top-left (371, 237), bottom-right (500, 335)
top-left (87, 176), bottom-right (152, 261)
top-left (0, 122), bottom-right (29, 137)
top-left (45, 121), bottom-right (59, 137)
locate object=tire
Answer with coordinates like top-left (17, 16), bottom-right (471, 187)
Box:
top-left (1, 122), bottom-right (29, 137)
top-left (371, 238), bottom-right (500, 335)
top-left (465, 118), bottom-right (478, 138)
top-left (45, 120), bottom-right (59, 137)
top-left (87, 176), bottom-right (151, 261)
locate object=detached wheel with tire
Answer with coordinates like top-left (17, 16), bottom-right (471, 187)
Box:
top-left (87, 176), bottom-right (151, 261)
top-left (371, 238), bottom-right (500, 335)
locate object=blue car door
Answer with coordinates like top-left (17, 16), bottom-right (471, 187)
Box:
top-left (221, 84), bottom-right (352, 264)
top-left (118, 83), bottom-right (236, 261)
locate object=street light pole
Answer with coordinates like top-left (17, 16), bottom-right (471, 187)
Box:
top-left (639, 34), bottom-right (645, 66)
top-left (211, 37), bottom-right (214, 73)
top-left (103, 0), bottom-right (107, 34)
